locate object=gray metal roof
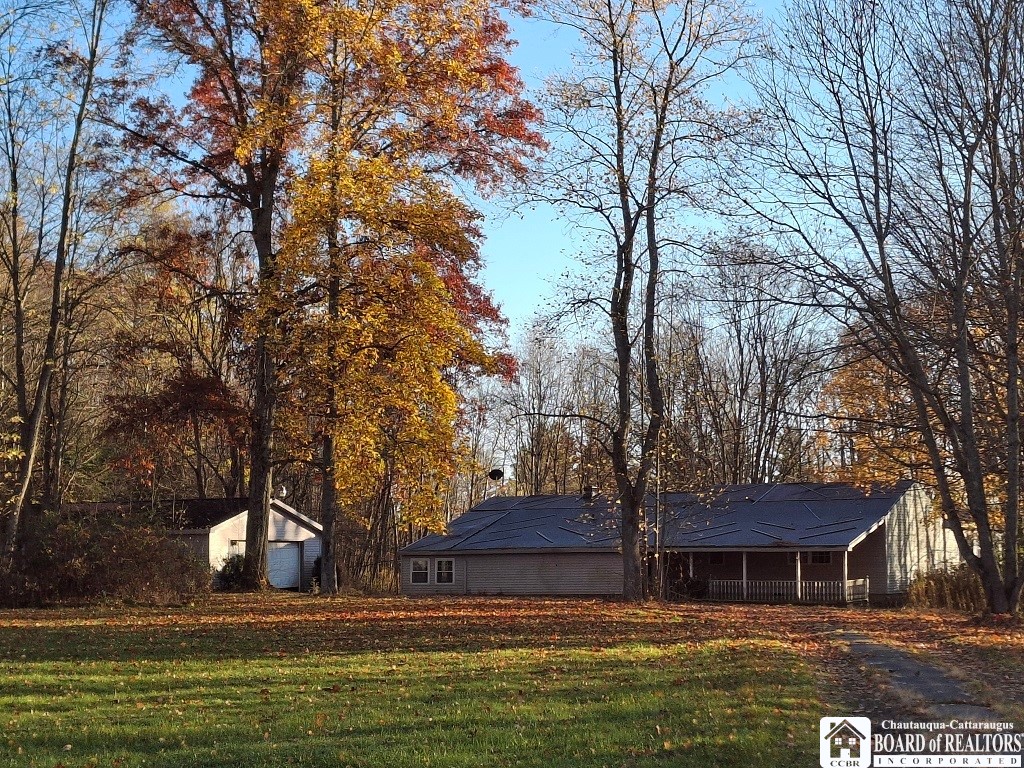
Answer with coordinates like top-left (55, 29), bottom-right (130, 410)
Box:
top-left (402, 495), bottom-right (620, 553)
top-left (661, 481), bottom-right (915, 549)
top-left (401, 481), bottom-right (916, 554)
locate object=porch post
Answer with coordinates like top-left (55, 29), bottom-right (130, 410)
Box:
top-left (688, 553), bottom-right (694, 578)
top-left (795, 550), bottom-right (802, 602)
top-left (842, 549), bottom-right (849, 603)
top-left (742, 551), bottom-right (748, 600)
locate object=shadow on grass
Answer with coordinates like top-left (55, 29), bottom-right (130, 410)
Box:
top-left (0, 591), bottom-right (927, 665)
top-left (0, 594), bottom-right (729, 663)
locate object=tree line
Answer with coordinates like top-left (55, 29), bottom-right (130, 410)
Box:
top-left (0, 0), bottom-right (542, 596)
top-left (0, 0), bottom-right (1021, 614)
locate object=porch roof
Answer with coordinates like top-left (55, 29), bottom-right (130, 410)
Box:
top-left (661, 481), bottom-right (914, 549)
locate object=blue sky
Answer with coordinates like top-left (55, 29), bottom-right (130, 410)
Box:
top-left (476, 15), bottom-right (574, 342)
top-left (478, 3), bottom-right (782, 340)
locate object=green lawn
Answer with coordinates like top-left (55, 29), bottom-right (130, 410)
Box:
top-left (0, 595), bottom-right (821, 767)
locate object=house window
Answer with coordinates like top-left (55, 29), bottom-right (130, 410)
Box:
top-left (708, 553), bottom-right (724, 565)
top-left (435, 559), bottom-right (454, 584)
top-left (411, 559), bottom-right (429, 584)
top-left (788, 551), bottom-right (832, 565)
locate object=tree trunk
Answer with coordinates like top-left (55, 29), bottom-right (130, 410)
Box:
top-left (319, 436), bottom-right (339, 594)
top-left (240, 153), bottom-right (282, 588)
top-left (2, 0), bottom-right (106, 561)
top-left (242, 332), bottom-right (275, 589)
top-left (620, 493), bottom-right (645, 601)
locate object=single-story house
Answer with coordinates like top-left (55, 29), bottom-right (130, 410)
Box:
top-left (163, 497), bottom-right (322, 590)
top-left (399, 481), bottom-right (961, 604)
top-left (402, 495), bottom-right (624, 597)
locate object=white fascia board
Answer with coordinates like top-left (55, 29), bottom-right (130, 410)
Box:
top-left (208, 511), bottom-right (246, 535)
top-left (846, 514), bottom-right (890, 551)
top-left (271, 499), bottom-right (323, 534)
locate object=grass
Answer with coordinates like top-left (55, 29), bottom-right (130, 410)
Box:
top-left (0, 595), bottom-right (822, 768)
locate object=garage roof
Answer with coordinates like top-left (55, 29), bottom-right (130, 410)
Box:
top-left (155, 498), bottom-right (322, 533)
top-left (160, 497), bottom-right (251, 530)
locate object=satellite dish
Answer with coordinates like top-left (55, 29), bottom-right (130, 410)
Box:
top-left (487, 468), bottom-right (504, 482)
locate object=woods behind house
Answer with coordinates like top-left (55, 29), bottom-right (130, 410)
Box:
top-left (0, 0), bottom-right (1021, 613)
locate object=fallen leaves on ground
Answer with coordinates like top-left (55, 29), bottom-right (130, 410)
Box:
top-left (0, 593), bottom-right (1019, 722)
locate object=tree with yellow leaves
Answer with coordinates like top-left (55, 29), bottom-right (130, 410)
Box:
top-left (270, 0), bottom-right (541, 593)
top-left (119, 0), bottom-right (539, 589)
top-left (817, 344), bottom-right (935, 488)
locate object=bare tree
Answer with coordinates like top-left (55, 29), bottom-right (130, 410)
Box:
top-left (659, 259), bottom-right (824, 487)
top-left (505, 333), bottom-right (581, 495)
top-left (453, 380), bottom-right (512, 507)
top-left (539, 0), bottom-right (755, 599)
top-left (750, 0), bottom-right (1024, 613)
top-left (0, 0), bottom-right (111, 560)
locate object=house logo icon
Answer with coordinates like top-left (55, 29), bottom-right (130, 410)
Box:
top-left (820, 717), bottom-right (871, 768)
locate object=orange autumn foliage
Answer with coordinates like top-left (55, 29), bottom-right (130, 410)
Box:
top-left (264, 0), bottom-right (542, 532)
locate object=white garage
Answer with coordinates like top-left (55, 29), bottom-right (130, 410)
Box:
top-left (165, 498), bottom-right (323, 590)
top-left (267, 542), bottom-right (302, 589)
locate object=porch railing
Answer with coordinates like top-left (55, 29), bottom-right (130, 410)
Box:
top-left (706, 577), bottom-right (870, 605)
top-left (846, 577), bottom-right (869, 603)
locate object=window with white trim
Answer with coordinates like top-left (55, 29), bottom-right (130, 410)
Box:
top-left (435, 559), bottom-right (454, 584)
top-left (411, 559), bottom-right (429, 584)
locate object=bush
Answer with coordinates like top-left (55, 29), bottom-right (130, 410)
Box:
top-left (215, 554), bottom-right (246, 591)
top-left (1, 505), bottom-right (210, 607)
top-left (907, 565), bottom-right (986, 612)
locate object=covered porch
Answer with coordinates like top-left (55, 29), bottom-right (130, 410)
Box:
top-left (663, 548), bottom-right (872, 605)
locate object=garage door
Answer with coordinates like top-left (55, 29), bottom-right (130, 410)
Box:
top-left (267, 542), bottom-right (301, 589)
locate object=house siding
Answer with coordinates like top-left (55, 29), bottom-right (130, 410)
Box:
top-left (745, 551), bottom-right (844, 581)
top-left (465, 553), bottom-right (622, 595)
top-left (691, 551), bottom-right (743, 580)
top-left (301, 537), bottom-right (321, 591)
top-left (400, 552), bottom-right (623, 596)
top-left (209, 514), bottom-right (247, 570)
top-left (685, 551), bottom-right (844, 581)
top-left (270, 510), bottom-right (319, 543)
top-left (849, 526), bottom-right (887, 598)
top-left (884, 485), bottom-right (960, 594)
